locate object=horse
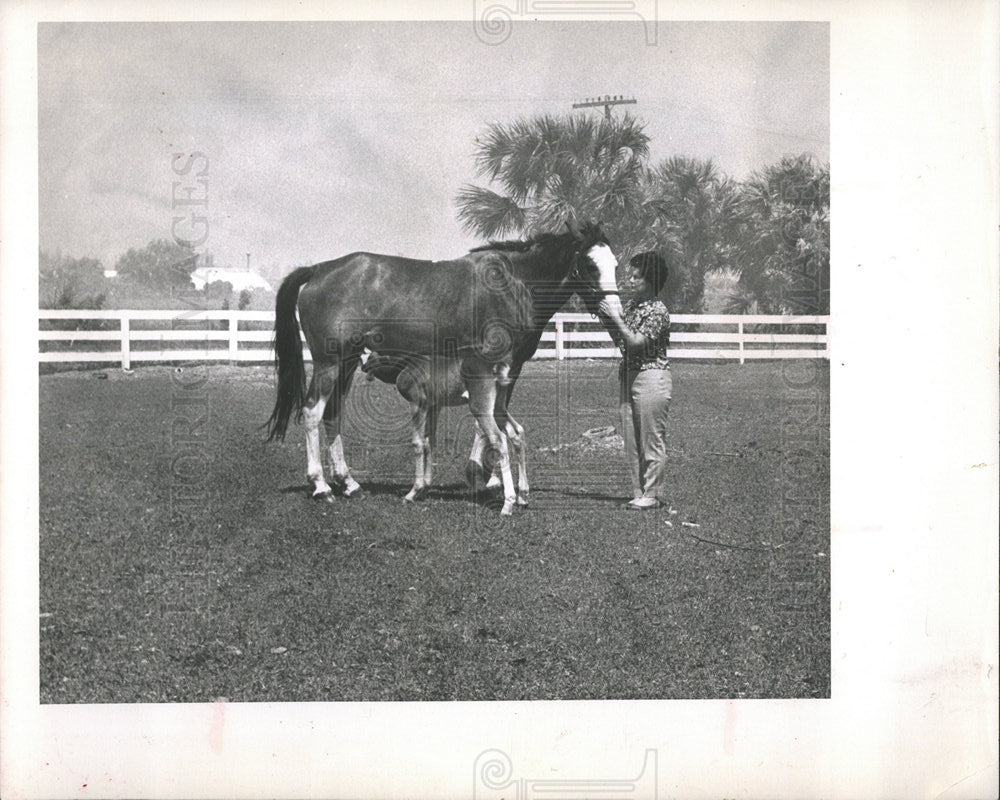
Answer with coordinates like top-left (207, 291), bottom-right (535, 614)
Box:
top-left (358, 350), bottom-right (529, 505)
top-left (265, 220), bottom-right (622, 516)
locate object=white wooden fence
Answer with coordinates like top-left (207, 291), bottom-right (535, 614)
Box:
top-left (39, 309), bottom-right (829, 369)
top-left (548, 313), bottom-right (828, 363)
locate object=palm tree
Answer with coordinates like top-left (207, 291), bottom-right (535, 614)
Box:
top-left (458, 114), bottom-right (749, 310)
top-left (721, 283), bottom-right (760, 315)
top-left (455, 115), bottom-right (829, 315)
top-left (734, 155), bottom-right (830, 313)
top-left (456, 113), bottom-right (650, 244)
top-left (638, 156), bottom-right (743, 311)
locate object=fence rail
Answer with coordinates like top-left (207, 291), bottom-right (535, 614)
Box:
top-left (39, 309), bottom-right (829, 369)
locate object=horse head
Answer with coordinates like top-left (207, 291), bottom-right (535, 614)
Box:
top-left (564, 220), bottom-right (623, 317)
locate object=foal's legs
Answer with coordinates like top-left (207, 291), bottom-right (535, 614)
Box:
top-left (483, 426), bottom-right (502, 491)
top-left (423, 403), bottom-right (440, 490)
top-left (403, 380), bottom-right (431, 503)
top-left (466, 429), bottom-right (488, 489)
top-left (400, 360), bottom-right (445, 503)
top-left (403, 401), bottom-right (442, 503)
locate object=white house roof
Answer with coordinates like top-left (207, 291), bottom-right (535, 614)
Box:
top-left (189, 267), bottom-right (272, 292)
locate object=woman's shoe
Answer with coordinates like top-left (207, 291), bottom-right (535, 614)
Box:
top-left (625, 497), bottom-right (661, 510)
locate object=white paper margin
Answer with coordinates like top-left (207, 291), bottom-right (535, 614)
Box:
top-left (2, 1), bottom-right (997, 798)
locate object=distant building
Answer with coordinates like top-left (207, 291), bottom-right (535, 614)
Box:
top-left (189, 267), bottom-right (272, 293)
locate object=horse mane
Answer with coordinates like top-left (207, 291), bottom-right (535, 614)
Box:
top-left (468, 224), bottom-right (609, 317)
top-left (469, 223), bottom-right (607, 258)
top-left (470, 238), bottom-right (535, 253)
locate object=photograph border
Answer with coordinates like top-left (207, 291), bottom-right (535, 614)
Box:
top-left (3, 2), bottom-right (998, 798)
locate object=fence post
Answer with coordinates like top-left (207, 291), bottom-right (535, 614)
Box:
top-left (229, 313), bottom-right (239, 362)
top-left (738, 320), bottom-right (745, 365)
top-left (120, 314), bottom-right (131, 370)
top-left (554, 318), bottom-right (564, 360)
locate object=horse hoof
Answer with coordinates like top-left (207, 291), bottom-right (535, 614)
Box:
top-left (464, 460), bottom-right (486, 489)
top-left (485, 475), bottom-right (502, 490)
top-left (312, 489), bottom-right (335, 503)
top-left (500, 503), bottom-right (515, 517)
top-left (404, 488), bottom-right (427, 503)
top-left (516, 493), bottom-right (530, 507)
top-left (341, 480), bottom-right (362, 498)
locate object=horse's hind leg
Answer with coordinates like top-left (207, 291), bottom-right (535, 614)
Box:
top-left (304, 363), bottom-right (337, 500)
top-left (324, 360), bottom-right (362, 496)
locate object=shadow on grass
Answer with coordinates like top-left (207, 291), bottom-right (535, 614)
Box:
top-left (277, 479), bottom-right (506, 508)
top-left (542, 488), bottom-right (627, 504)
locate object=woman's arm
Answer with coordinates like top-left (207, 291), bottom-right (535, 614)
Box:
top-left (597, 299), bottom-right (648, 349)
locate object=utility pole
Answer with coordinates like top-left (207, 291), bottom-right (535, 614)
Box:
top-left (246, 252), bottom-right (250, 272)
top-left (572, 94), bottom-right (637, 119)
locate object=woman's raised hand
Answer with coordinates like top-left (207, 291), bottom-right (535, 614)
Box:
top-left (597, 297), bottom-right (620, 320)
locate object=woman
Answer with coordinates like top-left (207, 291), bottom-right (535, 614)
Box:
top-left (598, 252), bottom-right (671, 510)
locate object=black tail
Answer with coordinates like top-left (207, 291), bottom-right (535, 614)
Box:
top-left (265, 265), bottom-right (316, 440)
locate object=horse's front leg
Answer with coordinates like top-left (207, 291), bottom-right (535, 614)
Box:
top-left (485, 424), bottom-right (516, 516)
top-left (466, 373), bottom-right (516, 516)
top-left (483, 428), bottom-right (525, 499)
top-left (505, 414), bottom-right (529, 506)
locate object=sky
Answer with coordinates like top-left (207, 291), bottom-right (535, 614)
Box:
top-left (38, 20), bottom-right (828, 278)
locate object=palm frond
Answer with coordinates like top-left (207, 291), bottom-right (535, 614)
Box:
top-left (454, 185), bottom-right (526, 239)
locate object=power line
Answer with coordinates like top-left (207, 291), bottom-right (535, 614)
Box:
top-left (572, 94), bottom-right (637, 119)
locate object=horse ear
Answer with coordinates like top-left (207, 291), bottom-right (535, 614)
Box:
top-left (565, 217), bottom-right (583, 240)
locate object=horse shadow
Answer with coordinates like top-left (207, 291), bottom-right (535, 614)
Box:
top-left (278, 480), bottom-right (503, 507)
top-left (279, 480), bottom-right (629, 509)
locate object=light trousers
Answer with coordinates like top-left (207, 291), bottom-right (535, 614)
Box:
top-left (620, 366), bottom-right (672, 501)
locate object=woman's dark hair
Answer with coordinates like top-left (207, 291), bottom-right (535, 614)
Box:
top-left (629, 251), bottom-right (669, 294)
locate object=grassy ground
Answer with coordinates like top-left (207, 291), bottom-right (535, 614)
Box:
top-left (39, 359), bottom-right (829, 702)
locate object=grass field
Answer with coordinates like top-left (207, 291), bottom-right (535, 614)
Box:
top-left (39, 359), bottom-right (829, 702)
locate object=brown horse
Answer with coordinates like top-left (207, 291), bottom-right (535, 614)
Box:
top-left (265, 221), bottom-right (621, 515)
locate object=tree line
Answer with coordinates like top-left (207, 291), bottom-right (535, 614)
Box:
top-left (39, 242), bottom-right (269, 312)
top-left (455, 113), bottom-right (829, 314)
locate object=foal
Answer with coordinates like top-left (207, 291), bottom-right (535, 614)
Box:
top-left (360, 350), bottom-right (529, 511)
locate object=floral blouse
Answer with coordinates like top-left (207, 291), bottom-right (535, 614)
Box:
top-left (614, 299), bottom-right (670, 371)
